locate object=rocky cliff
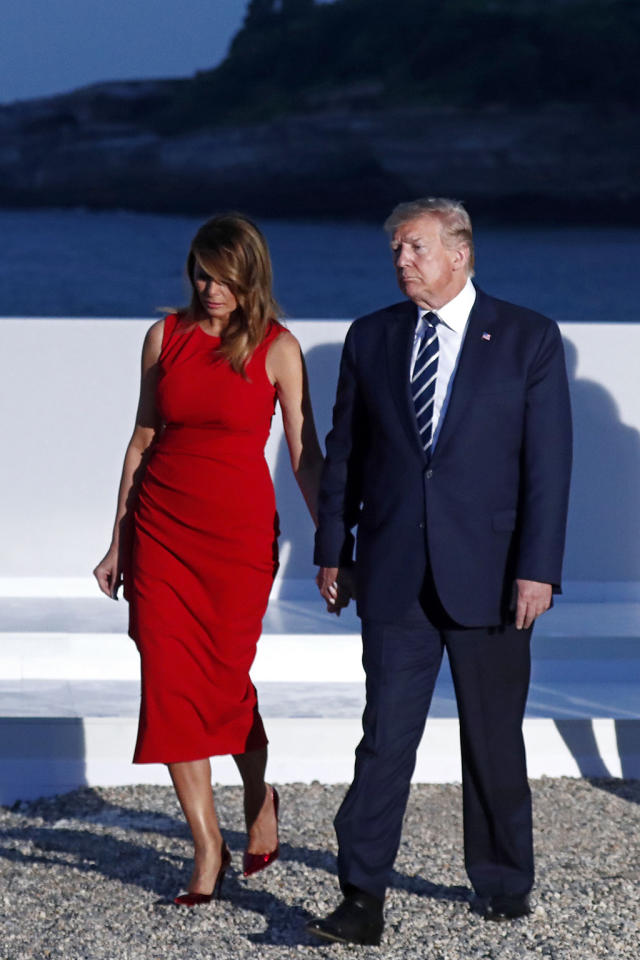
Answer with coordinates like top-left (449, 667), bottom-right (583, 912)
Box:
top-left (1, 74), bottom-right (637, 223)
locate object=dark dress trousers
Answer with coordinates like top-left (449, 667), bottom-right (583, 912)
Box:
top-left (314, 286), bottom-right (572, 901)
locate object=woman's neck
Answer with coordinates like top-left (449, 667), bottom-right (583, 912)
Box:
top-left (197, 312), bottom-right (230, 337)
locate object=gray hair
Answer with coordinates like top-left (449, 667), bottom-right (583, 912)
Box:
top-left (384, 197), bottom-right (475, 276)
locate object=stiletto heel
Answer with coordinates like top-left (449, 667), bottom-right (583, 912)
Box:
top-left (243, 786), bottom-right (280, 877)
top-left (174, 843), bottom-right (231, 906)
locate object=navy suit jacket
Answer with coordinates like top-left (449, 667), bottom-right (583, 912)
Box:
top-left (314, 286), bottom-right (573, 626)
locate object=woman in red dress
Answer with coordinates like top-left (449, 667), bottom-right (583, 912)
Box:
top-left (94, 214), bottom-right (323, 904)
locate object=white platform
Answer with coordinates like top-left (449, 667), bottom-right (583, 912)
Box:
top-left (1, 592), bottom-right (639, 803)
top-left (2, 318), bottom-right (640, 588)
top-left (2, 316), bottom-right (640, 800)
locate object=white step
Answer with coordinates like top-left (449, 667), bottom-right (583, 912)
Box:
top-left (0, 598), bottom-right (638, 803)
top-left (2, 716), bottom-right (637, 805)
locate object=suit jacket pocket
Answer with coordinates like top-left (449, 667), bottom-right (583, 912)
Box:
top-left (492, 508), bottom-right (517, 532)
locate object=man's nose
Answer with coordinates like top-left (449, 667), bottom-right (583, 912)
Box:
top-left (395, 247), bottom-right (411, 269)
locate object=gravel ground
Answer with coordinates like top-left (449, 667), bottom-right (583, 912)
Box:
top-left (1, 778), bottom-right (638, 960)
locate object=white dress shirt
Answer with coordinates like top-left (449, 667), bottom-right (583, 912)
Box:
top-left (410, 277), bottom-right (476, 450)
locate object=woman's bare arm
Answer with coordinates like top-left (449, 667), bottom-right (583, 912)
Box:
top-left (93, 319), bottom-right (164, 597)
top-left (266, 330), bottom-right (324, 526)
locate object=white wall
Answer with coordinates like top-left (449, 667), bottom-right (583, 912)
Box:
top-left (1, 318), bottom-right (639, 591)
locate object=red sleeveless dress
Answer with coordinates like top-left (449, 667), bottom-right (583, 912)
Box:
top-left (129, 314), bottom-right (283, 763)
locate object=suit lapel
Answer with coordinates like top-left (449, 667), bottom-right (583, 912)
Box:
top-left (384, 302), bottom-right (426, 452)
top-left (432, 288), bottom-right (497, 460)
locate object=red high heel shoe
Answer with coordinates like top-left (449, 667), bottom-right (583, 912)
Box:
top-left (174, 843), bottom-right (231, 906)
top-left (243, 786), bottom-right (280, 877)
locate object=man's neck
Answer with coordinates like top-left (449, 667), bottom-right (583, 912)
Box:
top-left (414, 277), bottom-right (469, 312)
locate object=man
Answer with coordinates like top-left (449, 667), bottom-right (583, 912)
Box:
top-left (308, 198), bottom-right (572, 946)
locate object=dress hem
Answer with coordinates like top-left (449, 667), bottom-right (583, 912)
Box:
top-left (132, 737), bottom-right (269, 766)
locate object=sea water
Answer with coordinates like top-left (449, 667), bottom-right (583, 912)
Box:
top-left (1, 207), bottom-right (639, 322)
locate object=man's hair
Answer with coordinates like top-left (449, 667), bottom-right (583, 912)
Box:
top-left (384, 197), bottom-right (475, 276)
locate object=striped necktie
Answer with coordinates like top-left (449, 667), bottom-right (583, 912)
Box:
top-left (411, 311), bottom-right (439, 454)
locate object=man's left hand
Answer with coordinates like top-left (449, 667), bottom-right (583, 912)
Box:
top-left (515, 579), bottom-right (552, 629)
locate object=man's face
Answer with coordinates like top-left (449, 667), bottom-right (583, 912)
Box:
top-left (390, 215), bottom-right (467, 309)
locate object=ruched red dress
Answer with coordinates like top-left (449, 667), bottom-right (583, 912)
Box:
top-left (128, 314), bottom-right (283, 763)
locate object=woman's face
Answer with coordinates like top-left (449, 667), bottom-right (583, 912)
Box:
top-left (193, 261), bottom-right (238, 325)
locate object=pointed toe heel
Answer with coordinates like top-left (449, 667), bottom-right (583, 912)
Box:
top-left (174, 843), bottom-right (231, 906)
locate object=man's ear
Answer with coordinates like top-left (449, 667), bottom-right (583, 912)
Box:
top-left (451, 244), bottom-right (470, 272)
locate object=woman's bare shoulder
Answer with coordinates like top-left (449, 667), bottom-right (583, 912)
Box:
top-left (268, 327), bottom-right (300, 356)
top-left (147, 317), bottom-right (166, 340)
top-left (141, 317), bottom-right (167, 364)
top-left (265, 327), bottom-right (302, 384)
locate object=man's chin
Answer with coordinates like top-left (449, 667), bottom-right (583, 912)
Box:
top-left (399, 280), bottom-right (420, 299)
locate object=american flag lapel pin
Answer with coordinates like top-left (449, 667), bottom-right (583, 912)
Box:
top-left (481, 332), bottom-right (492, 341)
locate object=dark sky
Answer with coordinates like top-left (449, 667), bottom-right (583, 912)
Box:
top-left (0, 0), bottom-right (250, 103)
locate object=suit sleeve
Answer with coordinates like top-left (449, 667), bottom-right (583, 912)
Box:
top-left (516, 320), bottom-right (572, 589)
top-left (314, 323), bottom-right (366, 568)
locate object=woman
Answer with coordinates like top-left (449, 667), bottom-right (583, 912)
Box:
top-left (94, 214), bottom-right (323, 905)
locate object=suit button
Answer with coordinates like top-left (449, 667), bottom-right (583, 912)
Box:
top-left (418, 522), bottom-right (425, 529)
top-left (426, 469), bottom-right (433, 479)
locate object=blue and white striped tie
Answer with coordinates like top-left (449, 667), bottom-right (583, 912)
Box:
top-left (411, 312), bottom-right (439, 454)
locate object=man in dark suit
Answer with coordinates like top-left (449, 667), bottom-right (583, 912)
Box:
top-left (307, 198), bottom-right (572, 946)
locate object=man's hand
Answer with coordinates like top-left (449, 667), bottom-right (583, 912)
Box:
top-left (316, 566), bottom-right (354, 615)
top-left (515, 579), bottom-right (552, 629)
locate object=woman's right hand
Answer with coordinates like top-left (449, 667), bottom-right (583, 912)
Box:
top-left (316, 566), bottom-right (354, 615)
top-left (93, 545), bottom-right (122, 599)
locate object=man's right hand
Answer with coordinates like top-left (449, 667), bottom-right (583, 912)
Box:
top-left (316, 566), bottom-right (354, 615)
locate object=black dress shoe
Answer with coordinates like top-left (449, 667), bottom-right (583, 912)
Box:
top-left (307, 891), bottom-right (384, 946)
top-left (477, 893), bottom-right (531, 921)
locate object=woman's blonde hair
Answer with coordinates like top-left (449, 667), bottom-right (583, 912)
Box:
top-left (183, 213), bottom-right (281, 375)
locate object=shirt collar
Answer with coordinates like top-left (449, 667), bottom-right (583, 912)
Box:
top-left (417, 277), bottom-right (476, 335)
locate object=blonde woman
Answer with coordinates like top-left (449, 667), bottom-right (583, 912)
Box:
top-left (94, 214), bottom-right (323, 904)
